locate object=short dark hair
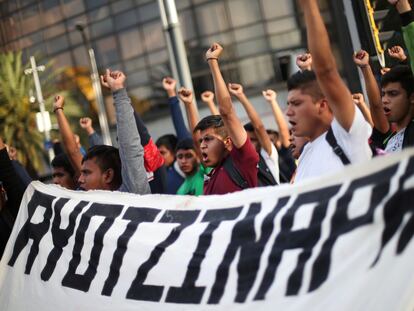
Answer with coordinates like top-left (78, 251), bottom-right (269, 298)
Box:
top-left (287, 70), bottom-right (324, 101)
top-left (243, 122), bottom-right (254, 133)
top-left (156, 134), bottom-right (177, 153)
top-left (51, 153), bottom-right (75, 177)
top-left (83, 145), bottom-right (122, 188)
top-left (194, 115), bottom-right (228, 138)
top-left (381, 65), bottom-right (414, 97)
top-left (175, 138), bottom-right (195, 152)
top-left (267, 129), bottom-right (279, 137)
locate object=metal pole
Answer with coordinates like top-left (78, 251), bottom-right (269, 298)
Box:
top-left (26, 56), bottom-right (55, 164)
top-left (76, 24), bottom-right (112, 146)
top-left (88, 48), bottom-right (112, 146)
top-left (342, 0), bottom-right (368, 98)
top-left (158, 0), bottom-right (195, 95)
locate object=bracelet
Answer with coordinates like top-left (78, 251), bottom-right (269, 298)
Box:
top-left (206, 57), bottom-right (218, 62)
top-left (53, 107), bottom-right (63, 113)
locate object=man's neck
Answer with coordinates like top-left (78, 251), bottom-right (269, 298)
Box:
top-left (309, 125), bottom-right (330, 142)
top-left (395, 112), bottom-right (413, 132)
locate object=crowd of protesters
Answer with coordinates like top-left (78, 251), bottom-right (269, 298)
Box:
top-left (1, 0), bottom-right (414, 258)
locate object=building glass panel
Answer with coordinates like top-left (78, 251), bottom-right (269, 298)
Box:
top-left (0, 0), bottom-right (354, 124)
top-left (228, 0), bottom-right (262, 27)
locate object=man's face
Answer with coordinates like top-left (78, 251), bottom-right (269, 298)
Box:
top-left (176, 149), bottom-right (199, 176)
top-left (52, 167), bottom-right (76, 190)
top-left (198, 128), bottom-right (228, 167)
top-left (382, 82), bottom-right (412, 124)
top-left (286, 89), bottom-right (321, 140)
top-left (158, 145), bottom-right (175, 167)
top-left (78, 158), bottom-right (111, 191)
top-left (247, 131), bottom-right (260, 153)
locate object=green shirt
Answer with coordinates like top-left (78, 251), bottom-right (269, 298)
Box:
top-left (176, 164), bottom-right (211, 196)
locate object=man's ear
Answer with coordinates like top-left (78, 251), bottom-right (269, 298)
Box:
top-left (317, 98), bottom-right (331, 114)
top-left (223, 136), bottom-right (233, 151)
top-left (409, 93), bottom-right (414, 106)
top-left (103, 168), bottom-right (115, 185)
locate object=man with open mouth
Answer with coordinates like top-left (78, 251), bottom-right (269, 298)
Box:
top-left (287, 0), bottom-right (373, 183)
top-left (193, 43), bottom-right (259, 195)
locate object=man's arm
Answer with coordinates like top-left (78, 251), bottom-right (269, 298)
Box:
top-left (178, 87), bottom-right (200, 133)
top-left (178, 87), bottom-right (202, 157)
top-left (53, 95), bottom-right (83, 175)
top-left (80, 117), bottom-right (104, 147)
top-left (353, 93), bottom-right (374, 127)
top-left (262, 89), bottom-right (291, 149)
top-left (162, 77), bottom-right (191, 140)
top-left (353, 50), bottom-right (389, 133)
top-left (100, 69), bottom-right (150, 195)
top-left (388, 0), bottom-right (414, 74)
top-left (201, 91), bottom-right (220, 115)
top-left (206, 43), bottom-right (247, 148)
top-left (299, 0), bottom-right (354, 131)
top-left (228, 83), bottom-right (273, 155)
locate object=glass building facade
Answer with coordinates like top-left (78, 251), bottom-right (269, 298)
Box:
top-left (0, 0), bottom-right (358, 127)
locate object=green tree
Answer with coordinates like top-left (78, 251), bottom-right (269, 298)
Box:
top-left (0, 51), bottom-right (46, 174)
top-left (0, 51), bottom-right (83, 175)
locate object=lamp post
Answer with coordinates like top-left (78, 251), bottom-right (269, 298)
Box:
top-left (24, 56), bottom-right (55, 164)
top-left (75, 22), bottom-right (112, 146)
top-left (158, 0), bottom-right (195, 95)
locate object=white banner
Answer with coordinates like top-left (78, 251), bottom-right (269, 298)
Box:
top-left (1, 149), bottom-right (414, 311)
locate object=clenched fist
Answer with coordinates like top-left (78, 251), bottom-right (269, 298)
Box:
top-left (262, 89), bottom-right (277, 102)
top-left (388, 46), bottom-right (407, 62)
top-left (100, 69), bottom-right (126, 91)
top-left (53, 95), bottom-right (65, 113)
top-left (178, 87), bottom-right (193, 104)
top-left (228, 83), bottom-right (244, 97)
top-left (206, 43), bottom-right (223, 61)
top-left (296, 53), bottom-right (312, 71)
top-left (201, 91), bottom-right (214, 103)
top-left (353, 50), bottom-right (370, 68)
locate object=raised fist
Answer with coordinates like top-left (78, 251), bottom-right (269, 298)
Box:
top-left (162, 77), bottom-right (177, 92)
top-left (53, 95), bottom-right (65, 112)
top-left (79, 117), bottom-right (92, 129)
top-left (296, 53), bottom-right (312, 71)
top-left (352, 93), bottom-right (365, 107)
top-left (79, 117), bottom-right (94, 135)
top-left (178, 87), bottom-right (193, 104)
top-left (388, 46), bottom-right (407, 62)
top-left (201, 91), bottom-right (214, 103)
top-left (206, 43), bottom-right (223, 60)
top-left (381, 67), bottom-right (391, 75)
top-left (353, 50), bottom-right (370, 68)
top-left (262, 89), bottom-right (277, 102)
top-left (228, 83), bottom-right (244, 97)
top-left (100, 69), bottom-right (126, 91)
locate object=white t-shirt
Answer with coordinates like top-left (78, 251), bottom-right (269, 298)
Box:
top-left (294, 108), bottom-right (372, 183)
top-left (260, 143), bottom-right (280, 184)
top-left (385, 128), bottom-right (406, 153)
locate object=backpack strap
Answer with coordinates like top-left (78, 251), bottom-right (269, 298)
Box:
top-left (325, 127), bottom-right (351, 165)
top-left (403, 120), bottom-right (414, 148)
top-left (257, 156), bottom-right (278, 186)
top-left (222, 156), bottom-right (249, 190)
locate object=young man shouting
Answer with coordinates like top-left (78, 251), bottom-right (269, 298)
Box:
top-left (194, 43), bottom-right (259, 195)
top-left (288, 0), bottom-right (372, 183)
